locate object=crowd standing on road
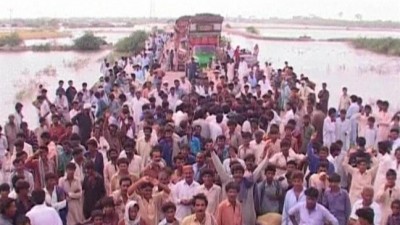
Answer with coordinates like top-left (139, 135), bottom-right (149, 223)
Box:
top-left (1, 32), bottom-right (400, 225)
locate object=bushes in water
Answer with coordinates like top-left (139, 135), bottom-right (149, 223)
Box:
top-left (73, 32), bottom-right (106, 51)
top-left (245, 26), bottom-right (259, 35)
top-left (351, 38), bottom-right (400, 56)
top-left (0, 33), bottom-right (23, 47)
top-left (114, 30), bottom-right (148, 53)
top-left (31, 43), bottom-right (51, 51)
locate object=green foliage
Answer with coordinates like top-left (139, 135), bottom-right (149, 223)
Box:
top-left (245, 26), bottom-right (259, 35)
top-left (114, 30), bottom-right (148, 53)
top-left (351, 38), bottom-right (400, 56)
top-left (0, 33), bottom-right (23, 47)
top-left (31, 43), bottom-right (51, 51)
top-left (73, 32), bottom-right (105, 51)
top-left (225, 23), bottom-right (232, 28)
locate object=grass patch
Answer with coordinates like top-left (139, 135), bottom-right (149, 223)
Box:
top-left (351, 38), bottom-right (400, 56)
top-left (245, 26), bottom-right (259, 35)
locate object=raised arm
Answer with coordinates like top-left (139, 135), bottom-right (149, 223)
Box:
top-left (211, 151), bottom-right (230, 184)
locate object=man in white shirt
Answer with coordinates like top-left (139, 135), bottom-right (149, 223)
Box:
top-left (349, 186), bottom-right (381, 225)
top-left (172, 165), bottom-right (200, 220)
top-left (323, 108), bottom-right (337, 147)
top-left (289, 187), bottom-right (339, 225)
top-left (195, 169), bottom-right (222, 214)
top-left (26, 189), bottom-right (63, 225)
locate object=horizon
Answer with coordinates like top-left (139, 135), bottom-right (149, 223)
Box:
top-left (1, 0), bottom-right (399, 22)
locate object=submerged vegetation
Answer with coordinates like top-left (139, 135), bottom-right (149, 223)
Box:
top-left (0, 33), bottom-right (23, 47)
top-left (245, 26), bottom-right (259, 35)
top-left (73, 32), bottom-right (107, 51)
top-left (351, 38), bottom-right (400, 56)
top-left (114, 30), bottom-right (148, 53)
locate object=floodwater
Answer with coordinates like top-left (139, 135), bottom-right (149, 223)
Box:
top-left (0, 27), bottom-right (399, 126)
top-left (238, 25), bottom-right (400, 40)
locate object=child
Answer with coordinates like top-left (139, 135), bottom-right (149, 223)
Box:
top-left (321, 173), bottom-right (351, 225)
top-left (375, 169), bottom-right (400, 225)
top-left (386, 199), bottom-right (400, 225)
top-left (256, 165), bottom-right (283, 215)
top-left (216, 181), bottom-right (242, 225)
top-left (365, 117), bottom-right (377, 149)
top-left (119, 200), bottom-right (147, 225)
top-left (158, 202), bottom-right (179, 225)
top-left (309, 162), bottom-right (329, 195)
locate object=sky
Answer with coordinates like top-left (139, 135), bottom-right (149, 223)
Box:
top-left (1, 0), bottom-right (399, 21)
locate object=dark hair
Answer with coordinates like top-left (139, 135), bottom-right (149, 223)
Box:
top-left (86, 139), bottom-right (98, 148)
top-left (90, 209), bottom-right (104, 219)
top-left (280, 138), bottom-right (292, 148)
top-left (192, 193), bottom-right (208, 206)
top-left (386, 169), bottom-right (397, 179)
top-left (225, 181), bottom-right (240, 192)
top-left (287, 160), bottom-right (297, 167)
top-left (15, 180), bottom-right (30, 194)
top-left (391, 199), bottom-right (400, 207)
top-left (0, 183), bottom-right (10, 192)
top-left (119, 176), bottom-right (133, 186)
top-left (66, 162), bottom-right (77, 171)
top-left (44, 172), bottom-right (57, 182)
top-left (0, 197), bottom-right (15, 214)
top-left (328, 173), bottom-right (341, 183)
top-left (117, 157), bottom-right (130, 166)
top-left (72, 147), bottom-right (83, 156)
top-left (200, 168), bottom-right (215, 178)
top-left (243, 153), bottom-right (255, 162)
top-left (84, 160), bottom-right (95, 170)
top-left (355, 207), bottom-right (374, 224)
top-left (356, 137), bottom-right (366, 147)
top-left (291, 171), bottom-right (304, 180)
top-left (161, 201), bottom-right (176, 213)
top-left (15, 215), bottom-right (30, 225)
top-left (264, 165), bottom-right (277, 173)
top-left (304, 187), bottom-right (319, 199)
top-left (31, 189), bottom-right (46, 205)
top-left (100, 196), bottom-right (115, 208)
top-left (230, 164), bottom-right (245, 174)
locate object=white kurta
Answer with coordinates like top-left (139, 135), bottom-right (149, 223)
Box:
top-left (335, 118), bottom-right (351, 151)
top-left (172, 180), bottom-right (200, 220)
top-left (323, 117), bottom-right (336, 147)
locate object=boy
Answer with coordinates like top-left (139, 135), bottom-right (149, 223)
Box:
top-left (386, 199), bottom-right (400, 225)
top-left (282, 171), bottom-right (306, 225)
top-left (256, 165), bottom-right (283, 215)
top-left (355, 208), bottom-right (375, 225)
top-left (375, 169), bottom-right (400, 225)
top-left (0, 183), bottom-right (10, 201)
top-left (322, 173), bottom-right (351, 225)
top-left (195, 169), bottom-right (222, 214)
top-left (159, 202), bottom-right (179, 225)
top-left (216, 182), bottom-right (242, 225)
top-left (342, 149), bottom-right (378, 204)
top-left (365, 117), bottom-right (377, 149)
top-left (309, 162), bottom-right (329, 195)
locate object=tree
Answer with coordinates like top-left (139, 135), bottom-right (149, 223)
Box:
top-left (245, 26), bottom-right (259, 35)
top-left (355, 13), bottom-right (363, 21)
top-left (115, 30), bottom-right (148, 53)
top-left (73, 32), bottom-right (105, 51)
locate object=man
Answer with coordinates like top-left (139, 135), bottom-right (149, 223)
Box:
top-left (71, 103), bottom-right (93, 146)
top-left (65, 80), bottom-right (77, 106)
top-left (0, 197), bottom-right (16, 225)
top-left (43, 172), bottom-right (67, 224)
top-left (172, 165), bottom-right (200, 220)
top-left (11, 158), bottom-right (34, 193)
top-left (336, 109), bottom-right (351, 151)
top-left (14, 102), bottom-right (24, 130)
top-left (338, 87), bottom-right (351, 111)
top-left (349, 186), bottom-right (381, 225)
top-left (119, 141), bottom-right (143, 178)
top-left (346, 95), bottom-right (361, 146)
top-left (14, 180), bottom-right (34, 217)
top-left (186, 57), bottom-right (198, 83)
top-left (322, 173), bottom-right (351, 225)
top-left (26, 189), bottom-right (63, 225)
top-left (318, 82), bottom-right (329, 114)
top-left (4, 114), bottom-right (18, 151)
top-left (323, 108), bottom-right (337, 147)
top-left (181, 193), bottom-right (217, 225)
top-left (84, 139), bottom-right (104, 177)
top-left (215, 182), bottom-right (242, 225)
top-left (195, 169), bottom-right (222, 214)
top-left (250, 131), bottom-right (267, 164)
top-left (82, 161), bottom-right (106, 219)
top-left (111, 176), bottom-right (132, 219)
top-left (282, 171), bottom-right (306, 225)
top-left (288, 187), bottom-right (339, 225)
top-left (110, 157), bottom-right (137, 192)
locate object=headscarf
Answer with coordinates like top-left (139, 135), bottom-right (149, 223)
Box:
top-left (124, 200), bottom-right (141, 225)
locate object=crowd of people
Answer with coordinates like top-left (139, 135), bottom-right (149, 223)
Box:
top-left (1, 32), bottom-right (400, 225)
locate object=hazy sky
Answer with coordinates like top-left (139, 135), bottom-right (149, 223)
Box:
top-left (1, 0), bottom-right (400, 21)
